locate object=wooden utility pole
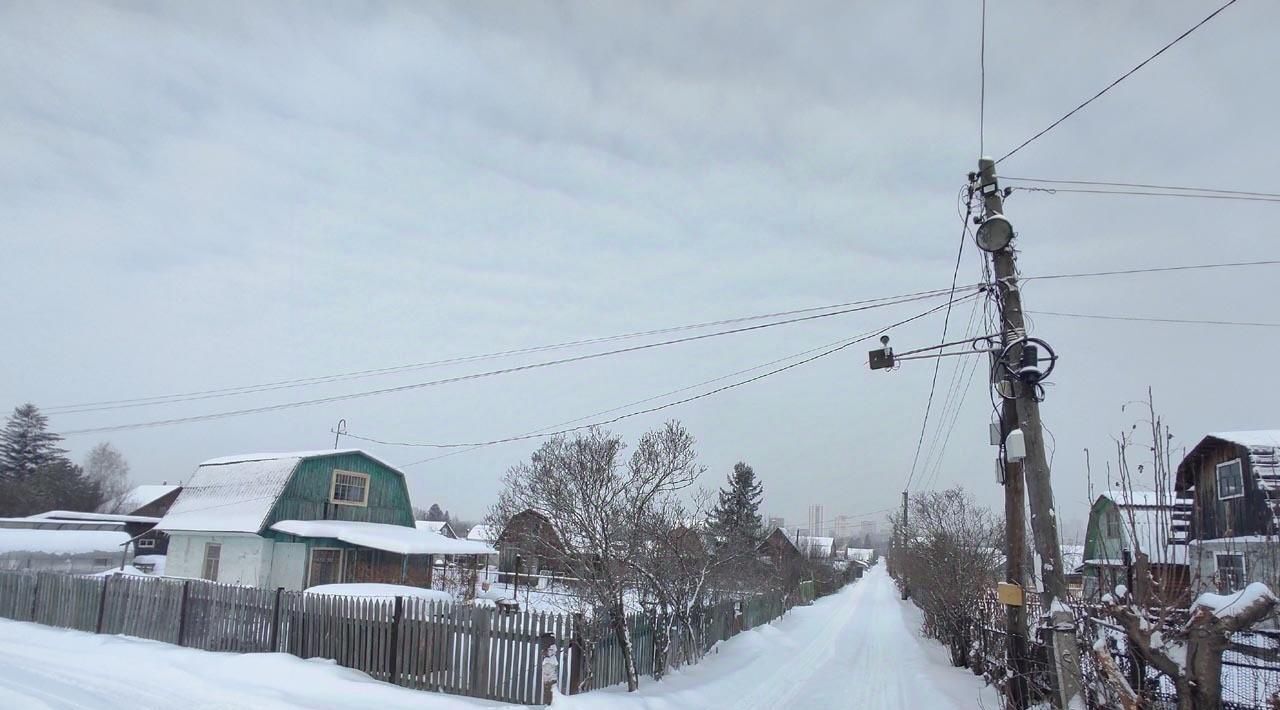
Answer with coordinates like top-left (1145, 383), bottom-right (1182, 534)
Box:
top-left (977, 157), bottom-right (1081, 709)
top-left (900, 489), bottom-right (909, 600)
top-left (998, 359), bottom-right (1031, 709)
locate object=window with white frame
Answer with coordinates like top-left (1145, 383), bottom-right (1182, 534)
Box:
top-left (202, 543), bottom-right (221, 581)
top-left (330, 469), bottom-right (370, 506)
top-left (1105, 509), bottom-right (1121, 538)
top-left (137, 538), bottom-right (156, 549)
top-left (1216, 459), bottom-right (1245, 500)
top-left (1216, 553), bottom-right (1246, 593)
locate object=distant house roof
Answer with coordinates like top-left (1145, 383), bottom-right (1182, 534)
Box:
top-left (415, 520), bottom-right (456, 538)
top-left (0, 528), bottom-right (130, 556)
top-left (798, 536), bottom-right (834, 558)
top-left (467, 524), bottom-right (499, 543)
top-left (846, 547), bottom-right (875, 563)
top-left (271, 520), bottom-right (495, 556)
top-left (102, 485), bottom-right (181, 515)
top-left (157, 449), bottom-right (402, 535)
top-left (1176, 431), bottom-right (1280, 490)
top-left (757, 526), bottom-right (801, 555)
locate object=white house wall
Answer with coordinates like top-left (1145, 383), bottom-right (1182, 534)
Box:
top-left (164, 534), bottom-right (272, 586)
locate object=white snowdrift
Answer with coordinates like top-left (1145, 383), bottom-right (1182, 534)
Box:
top-left (1194, 582), bottom-right (1277, 618)
top-left (305, 583), bottom-right (454, 604)
top-left (0, 619), bottom-right (502, 709)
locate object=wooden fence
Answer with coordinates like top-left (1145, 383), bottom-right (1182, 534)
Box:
top-left (0, 570), bottom-right (833, 704)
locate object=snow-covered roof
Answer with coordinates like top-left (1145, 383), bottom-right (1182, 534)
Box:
top-left (415, 521), bottom-right (448, 533)
top-left (846, 548), bottom-right (875, 563)
top-left (30, 510), bottom-right (161, 524)
top-left (199, 449), bottom-right (399, 469)
top-left (270, 520), bottom-right (496, 555)
top-left (1090, 495), bottom-right (1188, 566)
top-left (157, 455), bottom-right (303, 533)
top-left (1099, 490), bottom-right (1181, 509)
top-left (304, 583), bottom-right (454, 603)
top-left (0, 528), bottom-right (130, 556)
top-left (797, 536), bottom-right (834, 557)
top-left (466, 524), bottom-right (498, 543)
top-left (109, 485), bottom-right (180, 514)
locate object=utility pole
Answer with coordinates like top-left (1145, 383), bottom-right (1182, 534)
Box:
top-left (977, 157), bottom-right (1081, 709)
top-left (899, 490), bottom-right (909, 600)
top-left (997, 351), bottom-right (1030, 709)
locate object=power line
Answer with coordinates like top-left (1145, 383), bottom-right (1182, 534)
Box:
top-left (979, 0), bottom-right (987, 158)
top-left (338, 295), bottom-right (979, 451)
top-left (1028, 310), bottom-right (1280, 328)
top-left (396, 330), bottom-right (884, 467)
top-left (1003, 177), bottom-right (1280, 200)
top-left (1011, 186), bottom-right (1280, 204)
top-left (60, 288), bottom-right (972, 436)
top-left (996, 0), bottom-right (1241, 164)
top-left (47, 284), bottom-right (978, 415)
top-left (1026, 259), bottom-right (1280, 282)
top-left (905, 190), bottom-right (974, 490)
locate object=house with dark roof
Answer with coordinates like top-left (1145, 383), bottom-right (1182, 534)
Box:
top-left (1175, 431), bottom-right (1280, 595)
top-left (156, 450), bottom-right (494, 590)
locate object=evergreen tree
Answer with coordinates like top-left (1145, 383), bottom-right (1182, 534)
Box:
top-left (425, 503), bottom-right (447, 522)
top-left (708, 462), bottom-right (764, 545)
top-left (0, 403), bottom-right (67, 482)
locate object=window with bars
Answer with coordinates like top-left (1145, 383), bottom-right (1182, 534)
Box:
top-left (330, 469), bottom-right (369, 506)
top-left (1216, 553), bottom-right (1246, 593)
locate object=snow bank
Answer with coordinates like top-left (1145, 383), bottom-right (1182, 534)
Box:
top-left (0, 619), bottom-right (501, 709)
top-left (271, 520), bottom-right (496, 555)
top-left (0, 528), bottom-right (129, 555)
top-left (1193, 582), bottom-right (1277, 618)
top-left (305, 584), bottom-right (454, 603)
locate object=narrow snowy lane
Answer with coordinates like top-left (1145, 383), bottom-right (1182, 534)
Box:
top-left (560, 564), bottom-right (999, 710)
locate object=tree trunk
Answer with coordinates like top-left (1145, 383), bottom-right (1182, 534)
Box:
top-left (611, 605), bottom-right (640, 692)
top-left (652, 612), bottom-right (670, 680)
top-left (1186, 629), bottom-right (1226, 710)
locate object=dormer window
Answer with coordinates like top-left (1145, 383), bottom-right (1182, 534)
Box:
top-left (330, 469), bottom-right (370, 506)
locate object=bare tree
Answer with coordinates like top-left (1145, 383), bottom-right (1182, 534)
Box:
top-left (489, 422), bottom-right (702, 692)
top-left (85, 442), bottom-right (131, 513)
top-left (891, 487), bottom-right (1003, 667)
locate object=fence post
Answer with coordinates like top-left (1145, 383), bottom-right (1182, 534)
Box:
top-left (176, 580), bottom-right (191, 646)
top-left (269, 587), bottom-right (283, 652)
top-left (95, 574), bottom-right (111, 634)
top-left (29, 573), bottom-right (41, 622)
top-left (389, 595), bottom-right (403, 686)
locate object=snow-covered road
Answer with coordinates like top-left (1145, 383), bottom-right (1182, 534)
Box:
top-left (0, 565), bottom-right (996, 709)
top-left (559, 564), bottom-right (999, 710)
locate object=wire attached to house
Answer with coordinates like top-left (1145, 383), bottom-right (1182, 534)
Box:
top-left (1003, 177), bottom-right (1280, 200)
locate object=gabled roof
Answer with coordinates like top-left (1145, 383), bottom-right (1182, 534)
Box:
top-left (1176, 431), bottom-right (1280, 490)
top-left (466, 524), bottom-right (499, 543)
top-left (1088, 492), bottom-right (1188, 567)
top-left (415, 520), bottom-right (453, 536)
top-left (100, 484), bottom-right (180, 515)
top-left (157, 449), bottom-right (399, 534)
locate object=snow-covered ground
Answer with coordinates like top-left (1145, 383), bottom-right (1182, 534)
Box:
top-left (558, 564), bottom-right (999, 710)
top-left (0, 619), bottom-right (505, 709)
top-left (0, 564), bottom-right (994, 709)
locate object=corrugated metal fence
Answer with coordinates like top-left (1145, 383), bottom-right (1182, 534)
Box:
top-left (0, 570), bottom-right (827, 704)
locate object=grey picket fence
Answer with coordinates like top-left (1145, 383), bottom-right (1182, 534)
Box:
top-left (0, 570), bottom-right (829, 704)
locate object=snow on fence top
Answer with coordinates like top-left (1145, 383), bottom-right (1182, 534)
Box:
top-left (1194, 581), bottom-right (1278, 618)
top-left (271, 520), bottom-right (497, 556)
top-left (304, 583), bottom-right (454, 603)
top-left (0, 528), bottom-right (130, 555)
top-left (157, 455), bottom-right (302, 533)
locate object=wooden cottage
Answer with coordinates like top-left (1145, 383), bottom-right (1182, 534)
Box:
top-left (757, 526), bottom-right (804, 588)
top-left (495, 509), bottom-right (568, 585)
top-left (1080, 491), bottom-right (1190, 603)
top-left (156, 450), bottom-right (494, 590)
top-left (1175, 431), bottom-right (1280, 594)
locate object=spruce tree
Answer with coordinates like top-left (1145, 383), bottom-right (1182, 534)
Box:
top-left (709, 462), bottom-right (764, 545)
top-left (0, 403), bottom-right (67, 482)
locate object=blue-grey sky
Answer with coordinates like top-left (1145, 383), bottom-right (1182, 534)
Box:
top-left (3, 1), bottom-right (1278, 538)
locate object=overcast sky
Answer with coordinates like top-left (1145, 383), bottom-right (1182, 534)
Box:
top-left (3, 1), bottom-right (1277, 538)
